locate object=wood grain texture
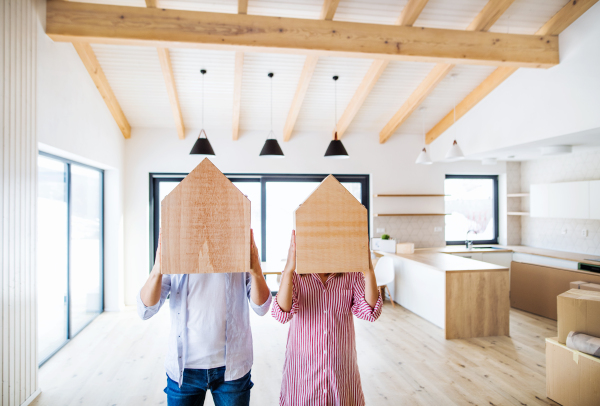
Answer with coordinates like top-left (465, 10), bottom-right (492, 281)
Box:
top-left (294, 175), bottom-right (368, 274)
top-left (46, 1), bottom-right (558, 68)
top-left (237, 0), bottom-right (248, 15)
top-left (144, 0), bottom-right (156, 8)
top-left (160, 159), bottom-right (251, 274)
top-left (282, 55), bottom-right (319, 141)
top-left (232, 51), bottom-right (244, 140)
top-left (445, 270), bottom-right (510, 339)
top-left (72, 42), bottom-right (131, 139)
top-left (510, 261), bottom-right (600, 320)
top-left (380, 0), bottom-right (515, 143)
top-left (335, 0), bottom-right (427, 138)
top-left (318, 0), bottom-right (341, 20)
top-left (382, 251), bottom-right (508, 273)
top-left (507, 245), bottom-right (600, 267)
top-left (425, 0), bottom-right (598, 144)
top-left (157, 47), bottom-right (185, 140)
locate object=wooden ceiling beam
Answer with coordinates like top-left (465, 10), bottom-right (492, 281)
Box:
top-left (379, 0), bottom-right (515, 144)
top-left (425, 0), bottom-right (599, 144)
top-left (232, 51), bottom-right (244, 140)
top-left (237, 0), bottom-right (248, 15)
top-left (144, 0), bottom-right (156, 8)
top-left (46, 1), bottom-right (558, 68)
top-left (282, 0), bottom-right (339, 141)
top-left (157, 47), bottom-right (185, 140)
top-left (72, 42), bottom-right (131, 139)
top-left (335, 0), bottom-right (429, 139)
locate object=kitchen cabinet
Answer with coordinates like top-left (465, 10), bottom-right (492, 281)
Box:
top-left (451, 252), bottom-right (512, 268)
top-left (510, 261), bottom-right (600, 320)
top-left (531, 181), bottom-right (590, 219)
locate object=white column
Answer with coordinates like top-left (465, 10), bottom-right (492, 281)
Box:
top-left (1, 0), bottom-right (40, 404)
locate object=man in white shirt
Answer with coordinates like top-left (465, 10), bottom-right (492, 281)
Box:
top-left (138, 230), bottom-right (272, 406)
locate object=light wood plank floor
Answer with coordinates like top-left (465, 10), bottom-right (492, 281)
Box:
top-left (31, 302), bottom-right (559, 406)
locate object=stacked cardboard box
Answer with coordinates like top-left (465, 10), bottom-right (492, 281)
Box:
top-left (547, 289), bottom-right (600, 406)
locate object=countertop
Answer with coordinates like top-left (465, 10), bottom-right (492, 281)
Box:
top-left (375, 251), bottom-right (508, 273)
top-left (417, 245), bottom-right (600, 267)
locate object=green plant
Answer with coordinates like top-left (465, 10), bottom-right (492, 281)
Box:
top-left (381, 234), bottom-right (390, 240)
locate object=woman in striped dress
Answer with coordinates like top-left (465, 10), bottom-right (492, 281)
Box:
top-left (272, 231), bottom-right (382, 406)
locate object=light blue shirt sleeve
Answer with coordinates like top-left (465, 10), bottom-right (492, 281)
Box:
top-left (137, 274), bottom-right (172, 320)
top-left (245, 272), bottom-right (272, 316)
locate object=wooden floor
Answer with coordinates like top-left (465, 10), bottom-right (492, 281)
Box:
top-left (31, 302), bottom-right (559, 406)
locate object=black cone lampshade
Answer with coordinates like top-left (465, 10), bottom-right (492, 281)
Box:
top-left (190, 69), bottom-right (215, 156)
top-left (260, 138), bottom-right (284, 158)
top-left (190, 130), bottom-right (215, 155)
top-left (324, 131), bottom-right (349, 159)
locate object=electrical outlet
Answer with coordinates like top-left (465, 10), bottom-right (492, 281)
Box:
top-left (434, 227), bottom-right (442, 232)
top-left (582, 229), bottom-right (588, 237)
top-left (561, 228), bottom-right (568, 235)
top-left (376, 228), bottom-right (385, 233)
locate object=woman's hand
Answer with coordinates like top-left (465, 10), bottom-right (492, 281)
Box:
top-left (283, 230), bottom-right (296, 274)
top-left (363, 246), bottom-right (375, 276)
top-left (249, 229), bottom-right (263, 278)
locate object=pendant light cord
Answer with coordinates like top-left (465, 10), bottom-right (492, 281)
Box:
top-left (270, 74), bottom-right (273, 134)
top-left (334, 78), bottom-right (337, 129)
top-left (202, 72), bottom-right (205, 130)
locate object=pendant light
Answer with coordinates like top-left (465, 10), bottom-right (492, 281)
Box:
top-left (415, 107), bottom-right (432, 165)
top-left (324, 76), bottom-right (349, 159)
top-left (190, 69), bottom-right (216, 155)
top-left (259, 72), bottom-right (284, 158)
top-left (445, 74), bottom-right (465, 162)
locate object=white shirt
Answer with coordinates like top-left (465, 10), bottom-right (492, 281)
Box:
top-left (185, 273), bottom-right (227, 369)
top-left (137, 272), bottom-right (272, 387)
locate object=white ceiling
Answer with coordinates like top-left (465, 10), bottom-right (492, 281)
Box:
top-left (80, 0), bottom-right (572, 142)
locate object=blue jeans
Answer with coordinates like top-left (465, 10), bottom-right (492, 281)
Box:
top-left (164, 367), bottom-right (253, 406)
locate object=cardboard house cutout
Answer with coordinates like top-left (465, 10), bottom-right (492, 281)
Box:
top-left (294, 175), bottom-right (369, 274)
top-left (160, 158), bottom-right (251, 274)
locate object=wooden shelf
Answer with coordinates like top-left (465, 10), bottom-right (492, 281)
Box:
top-left (508, 212), bottom-right (530, 216)
top-left (507, 193), bottom-right (529, 197)
top-left (375, 194), bottom-right (447, 197)
top-left (375, 213), bottom-right (449, 217)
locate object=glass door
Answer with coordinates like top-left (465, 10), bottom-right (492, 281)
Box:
top-left (37, 155), bottom-right (69, 362)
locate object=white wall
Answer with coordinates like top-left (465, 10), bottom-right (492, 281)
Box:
top-left (428, 2), bottom-right (600, 161)
top-left (36, 5), bottom-right (126, 311)
top-left (123, 127), bottom-right (506, 305)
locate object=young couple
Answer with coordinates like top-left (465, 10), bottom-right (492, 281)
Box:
top-left (138, 230), bottom-right (382, 406)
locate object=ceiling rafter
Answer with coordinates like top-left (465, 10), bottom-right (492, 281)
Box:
top-left (282, 0), bottom-right (341, 142)
top-left (72, 42), bottom-right (131, 139)
top-left (46, 1), bottom-right (558, 68)
top-left (232, 0), bottom-right (249, 140)
top-left (426, 0), bottom-right (599, 145)
top-left (379, 0), bottom-right (516, 144)
top-left (334, 0), bottom-right (429, 139)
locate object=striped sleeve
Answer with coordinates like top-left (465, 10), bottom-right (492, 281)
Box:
top-left (351, 272), bottom-right (383, 322)
top-left (271, 272), bottom-right (299, 324)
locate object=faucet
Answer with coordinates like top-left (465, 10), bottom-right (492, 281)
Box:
top-left (466, 230), bottom-right (477, 250)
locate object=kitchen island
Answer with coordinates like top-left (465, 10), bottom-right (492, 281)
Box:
top-left (375, 251), bottom-right (510, 339)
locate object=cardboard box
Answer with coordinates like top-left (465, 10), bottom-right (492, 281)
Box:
top-left (570, 281), bottom-right (588, 289)
top-left (546, 337), bottom-right (600, 406)
top-left (557, 289), bottom-right (600, 344)
top-left (396, 242), bottom-right (414, 254)
top-left (581, 283), bottom-right (600, 292)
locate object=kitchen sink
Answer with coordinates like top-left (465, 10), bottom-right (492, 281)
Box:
top-left (469, 246), bottom-right (503, 250)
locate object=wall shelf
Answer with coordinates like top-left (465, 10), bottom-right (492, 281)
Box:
top-left (375, 194), bottom-right (447, 197)
top-left (507, 193), bottom-right (529, 197)
top-left (375, 213), bottom-right (449, 217)
top-left (508, 212), bottom-right (530, 216)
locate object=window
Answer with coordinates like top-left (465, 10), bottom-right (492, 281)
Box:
top-left (150, 173), bottom-right (369, 270)
top-left (37, 153), bottom-right (104, 365)
top-left (444, 175), bottom-right (498, 245)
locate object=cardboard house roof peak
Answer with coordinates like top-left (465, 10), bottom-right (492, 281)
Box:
top-left (296, 174), bottom-right (365, 213)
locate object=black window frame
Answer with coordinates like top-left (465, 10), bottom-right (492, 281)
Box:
top-left (149, 173), bottom-right (370, 271)
top-left (38, 151), bottom-right (105, 366)
top-left (445, 174), bottom-right (499, 246)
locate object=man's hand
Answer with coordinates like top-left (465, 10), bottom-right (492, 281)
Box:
top-left (140, 231), bottom-right (164, 307)
top-left (249, 229), bottom-right (263, 278)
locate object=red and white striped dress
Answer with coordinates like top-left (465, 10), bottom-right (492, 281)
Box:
top-left (272, 272), bottom-right (383, 406)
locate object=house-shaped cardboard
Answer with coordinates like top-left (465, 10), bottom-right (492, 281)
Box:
top-left (160, 158), bottom-right (251, 274)
top-left (294, 175), bottom-right (369, 274)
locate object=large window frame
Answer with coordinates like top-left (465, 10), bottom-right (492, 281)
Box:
top-left (445, 174), bottom-right (499, 246)
top-left (149, 173), bottom-right (370, 270)
top-left (38, 152), bottom-right (104, 366)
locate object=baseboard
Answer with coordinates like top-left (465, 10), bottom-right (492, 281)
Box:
top-left (21, 387), bottom-right (41, 406)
